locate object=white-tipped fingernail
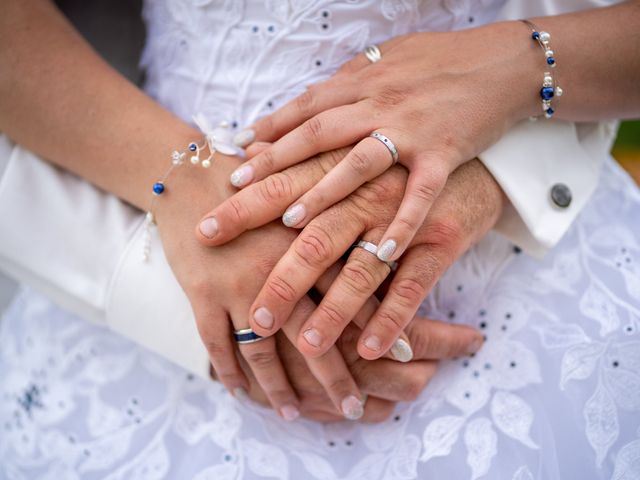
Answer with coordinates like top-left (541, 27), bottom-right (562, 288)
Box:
top-left (282, 203), bottom-right (306, 227)
top-left (303, 328), bottom-right (323, 347)
top-left (390, 338), bottom-right (413, 362)
top-left (341, 395), bottom-right (364, 420)
top-left (230, 165), bottom-right (254, 187)
top-left (233, 129), bottom-right (255, 147)
top-left (364, 335), bottom-right (381, 352)
top-left (233, 387), bottom-right (248, 401)
top-left (199, 217), bottom-right (218, 238)
top-left (377, 239), bottom-right (397, 262)
top-left (280, 405), bottom-right (300, 421)
top-left (467, 336), bottom-right (484, 355)
top-left (253, 307), bottom-right (274, 329)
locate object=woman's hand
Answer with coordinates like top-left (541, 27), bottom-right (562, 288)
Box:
top-left (197, 151), bottom-right (502, 360)
top-left (227, 22), bottom-right (536, 262)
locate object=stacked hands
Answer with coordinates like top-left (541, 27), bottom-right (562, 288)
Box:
top-left (161, 28), bottom-right (528, 422)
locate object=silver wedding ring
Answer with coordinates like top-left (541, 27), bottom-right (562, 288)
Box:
top-left (233, 328), bottom-right (265, 344)
top-left (353, 240), bottom-right (399, 271)
top-left (369, 132), bottom-right (399, 164)
top-left (363, 44), bottom-right (382, 63)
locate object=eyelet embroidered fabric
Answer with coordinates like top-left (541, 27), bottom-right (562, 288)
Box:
top-left (1, 1), bottom-right (639, 479)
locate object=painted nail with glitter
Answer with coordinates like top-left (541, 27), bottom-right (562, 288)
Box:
top-left (282, 203), bottom-right (306, 227)
top-left (233, 129), bottom-right (255, 147)
top-left (377, 239), bottom-right (397, 262)
top-left (341, 395), bottom-right (364, 420)
top-left (390, 338), bottom-right (413, 362)
top-left (230, 165), bottom-right (254, 187)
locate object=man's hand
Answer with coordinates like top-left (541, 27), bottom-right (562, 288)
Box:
top-left (197, 151), bottom-right (504, 361)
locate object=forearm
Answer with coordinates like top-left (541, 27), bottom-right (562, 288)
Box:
top-left (0, 0), bottom-right (232, 210)
top-left (516, 1), bottom-right (640, 121)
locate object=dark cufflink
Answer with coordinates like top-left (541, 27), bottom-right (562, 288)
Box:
top-left (550, 183), bottom-right (572, 208)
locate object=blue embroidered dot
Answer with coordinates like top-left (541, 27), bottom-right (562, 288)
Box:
top-left (153, 182), bottom-right (165, 195)
top-left (468, 16), bottom-right (474, 23)
top-left (267, 101), bottom-right (273, 108)
top-left (510, 361), bottom-right (517, 368)
top-left (540, 86), bottom-right (555, 100)
top-left (448, 311), bottom-right (456, 319)
top-left (322, 10), bottom-right (330, 18)
top-left (479, 322), bottom-right (487, 329)
top-left (315, 60), bottom-right (322, 66)
top-left (612, 361), bottom-right (619, 368)
top-left (328, 441), bottom-right (335, 447)
top-left (457, 285), bottom-right (463, 292)
top-left (394, 415), bottom-right (401, 421)
top-left (224, 454), bottom-right (232, 462)
top-left (513, 245), bottom-right (522, 254)
top-left (267, 25), bottom-right (275, 32)
top-left (346, 440), bottom-right (353, 446)
top-left (532, 31), bottom-right (540, 40)
top-left (321, 23), bottom-right (329, 30)
top-left (231, 121), bottom-right (238, 129)
top-left (464, 392), bottom-right (471, 398)
top-left (546, 56), bottom-right (555, 65)
top-left (252, 26), bottom-right (259, 33)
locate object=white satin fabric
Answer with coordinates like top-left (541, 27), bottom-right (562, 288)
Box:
top-left (1, 1), bottom-right (639, 479)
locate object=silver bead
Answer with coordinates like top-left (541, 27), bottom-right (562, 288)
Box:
top-left (545, 49), bottom-right (554, 57)
top-left (539, 31), bottom-right (550, 42)
top-left (555, 86), bottom-right (563, 97)
top-left (190, 155), bottom-right (199, 164)
top-left (543, 75), bottom-right (553, 87)
top-left (202, 159), bottom-right (211, 168)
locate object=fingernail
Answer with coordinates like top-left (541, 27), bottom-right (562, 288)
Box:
top-left (341, 395), bottom-right (364, 420)
top-left (198, 217), bottom-right (219, 238)
top-left (253, 307), bottom-right (274, 329)
top-left (282, 203), bottom-right (306, 227)
top-left (390, 338), bottom-right (413, 362)
top-left (233, 129), bottom-right (256, 147)
top-left (233, 387), bottom-right (248, 401)
top-left (364, 335), bottom-right (381, 352)
top-left (230, 165), bottom-right (254, 187)
top-left (280, 404), bottom-right (300, 421)
top-left (303, 328), bottom-right (323, 347)
top-left (377, 239), bottom-right (397, 262)
top-left (467, 336), bottom-right (484, 355)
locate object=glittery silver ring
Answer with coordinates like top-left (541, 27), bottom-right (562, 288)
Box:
top-left (233, 328), bottom-right (265, 344)
top-left (352, 240), bottom-right (398, 271)
top-left (363, 45), bottom-right (382, 63)
top-left (369, 132), bottom-right (399, 164)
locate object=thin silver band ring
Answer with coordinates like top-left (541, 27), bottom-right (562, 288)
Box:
top-left (369, 132), bottom-right (399, 164)
top-left (353, 240), bottom-right (399, 271)
top-left (233, 328), bottom-right (265, 344)
top-left (363, 45), bottom-right (382, 63)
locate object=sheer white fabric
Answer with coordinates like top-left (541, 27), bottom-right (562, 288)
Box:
top-left (1, 1), bottom-right (640, 479)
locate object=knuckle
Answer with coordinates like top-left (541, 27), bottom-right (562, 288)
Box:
top-left (259, 148), bottom-right (277, 172)
top-left (227, 197), bottom-right (250, 226)
top-left (410, 181), bottom-right (439, 205)
top-left (346, 149), bottom-right (373, 175)
top-left (202, 337), bottom-right (228, 359)
top-left (397, 215), bottom-right (420, 233)
top-left (325, 376), bottom-right (354, 397)
top-left (294, 225), bottom-right (334, 268)
top-left (295, 88), bottom-right (316, 116)
top-left (392, 277), bottom-right (427, 307)
top-left (317, 301), bottom-right (348, 329)
top-left (367, 402), bottom-right (395, 423)
top-left (260, 173), bottom-right (293, 202)
top-left (243, 348), bottom-right (278, 368)
top-left (428, 219), bottom-right (464, 246)
top-left (371, 86), bottom-right (407, 108)
top-left (300, 116), bottom-right (324, 145)
top-left (375, 309), bottom-right (405, 334)
top-left (266, 274), bottom-right (298, 303)
top-left (341, 258), bottom-right (382, 296)
top-left (401, 379), bottom-right (424, 401)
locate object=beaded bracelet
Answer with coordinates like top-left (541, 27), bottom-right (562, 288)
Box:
top-left (142, 115), bottom-right (241, 261)
top-left (521, 19), bottom-right (563, 120)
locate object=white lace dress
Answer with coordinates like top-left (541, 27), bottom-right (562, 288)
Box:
top-left (1, 1), bottom-right (640, 479)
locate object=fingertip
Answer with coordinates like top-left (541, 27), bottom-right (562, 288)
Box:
top-left (376, 238), bottom-right (397, 262)
top-left (230, 164), bottom-right (255, 188)
top-left (357, 337), bottom-right (384, 360)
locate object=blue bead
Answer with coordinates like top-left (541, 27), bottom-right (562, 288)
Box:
top-left (546, 56), bottom-right (555, 65)
top-left (188, 143), bottom-right (197, 152)
top-left (540, 86), bottom-right (555, 100)
top-left (153, 182), bottom-right (165, 195)
top-left (546, 108), bottom-right (555, 116)
top-left (532, 31), bottom-right (540, 40)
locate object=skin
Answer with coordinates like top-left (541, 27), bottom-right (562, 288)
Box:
top-left (0, 0), bottom-right (486, 422)
top-left (201, 1), bottom-right (640, 359)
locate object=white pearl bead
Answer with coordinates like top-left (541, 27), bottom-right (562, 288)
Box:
top-left (555, 86), bottom-right (563, 97)
top-left (190, 156), bottom-right (199, 164)
top-left (539, 31), bottom-right (550, 42)
top-left (146, 211), bottom-right (154, 222)
top-left (543, 76), bottom-right (553, 86)
top-left (545, 49), bottom-right (554, 57)
top-left (202, 159), bottom-right (211, 168)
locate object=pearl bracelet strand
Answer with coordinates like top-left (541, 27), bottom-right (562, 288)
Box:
top-left (521, 19), bottom-right (563, 120)
top-left (142, 117), bottom-right (241, 261)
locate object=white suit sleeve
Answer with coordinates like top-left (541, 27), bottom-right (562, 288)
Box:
top-left (478, 120), bottom-right (618, 257)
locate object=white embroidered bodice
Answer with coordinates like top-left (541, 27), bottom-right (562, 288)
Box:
top-left (1, 1), bottom-right (639, 479)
